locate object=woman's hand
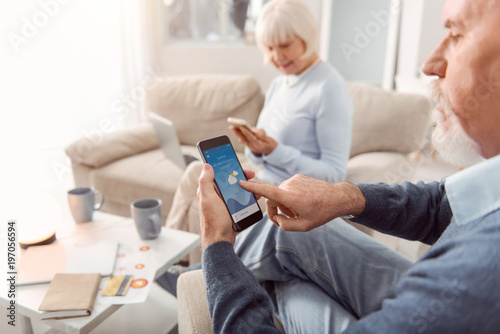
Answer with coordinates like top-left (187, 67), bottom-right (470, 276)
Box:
top-left (229, 125), bottom-right (278, 156)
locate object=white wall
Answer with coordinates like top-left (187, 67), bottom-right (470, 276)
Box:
top-left (159, 45), bottom-right (279, 92)
top-left (0, 0), bottom-right (449, 154)
top-left (395, 0), bottom-right (446, 94)
top-left (418, 1), bottom-right (446, 68)
top-left (0, 0), bottom-right (123, 151)
top-left (327, 0), bottom-right (393, 85)
top-left (155, 0), bottom-right (325, 92)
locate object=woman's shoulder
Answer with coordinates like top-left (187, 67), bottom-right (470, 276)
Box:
top-left (311, 62), bottom-right (347, 85)
top-left (305, 63), bottom-right (350, 98)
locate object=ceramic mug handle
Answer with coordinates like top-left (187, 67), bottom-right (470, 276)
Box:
top-left (148, 213), bottom-right (162, 237)
top-left (93, 190), bottom-right (104, 210)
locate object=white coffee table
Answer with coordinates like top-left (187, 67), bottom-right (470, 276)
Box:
top-left (0, 211), bottom-right (200, 334)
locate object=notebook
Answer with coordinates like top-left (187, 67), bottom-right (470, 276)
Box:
top-left (149, 112), bottom-right (198, 169)
top-left (17, 241), bottom-right (118, 285)
top-left (39, 273), bottom-right (102, 319)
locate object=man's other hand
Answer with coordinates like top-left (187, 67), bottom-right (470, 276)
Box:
top-left (240, 175), bottom-right (366, 232)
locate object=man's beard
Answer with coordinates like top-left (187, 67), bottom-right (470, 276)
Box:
top-left (429, 81), bottom-right (483, 167)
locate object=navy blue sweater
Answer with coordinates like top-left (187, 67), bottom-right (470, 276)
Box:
top-left (203, 180), bottom-right (500, 333)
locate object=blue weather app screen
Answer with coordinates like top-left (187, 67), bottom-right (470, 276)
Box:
top-left (204, 144), bottom-right (259, 223)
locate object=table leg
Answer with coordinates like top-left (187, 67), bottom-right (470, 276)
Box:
top-left (19, 314), bottom-right (33, 334)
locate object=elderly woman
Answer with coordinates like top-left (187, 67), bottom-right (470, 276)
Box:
top-left (160, 0), bottom-right (353, 274)
top-left (232, 0), bottom-right (353, 184)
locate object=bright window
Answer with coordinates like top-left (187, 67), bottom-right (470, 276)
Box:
top-left (161, 0), bottom-right (271, 44)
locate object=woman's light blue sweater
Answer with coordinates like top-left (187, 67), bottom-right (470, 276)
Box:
top-left (246, 62), bottom-right (354, 184)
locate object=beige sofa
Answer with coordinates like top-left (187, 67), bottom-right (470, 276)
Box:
top-left (66, 74), bottom-right (430, 257)
top-left (66, 75), bottom-right (429, 219)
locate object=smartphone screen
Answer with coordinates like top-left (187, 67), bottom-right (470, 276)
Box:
top-left (197, 136), bottom-right (263, 231)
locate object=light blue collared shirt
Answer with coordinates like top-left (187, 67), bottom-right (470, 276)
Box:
top-left (445, 155), bottom-right (500, 226)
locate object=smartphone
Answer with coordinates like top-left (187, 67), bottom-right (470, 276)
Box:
top-left (227, 117), bottom-right (252, 130)
top-left (197, 135), bottom-right (263, 232)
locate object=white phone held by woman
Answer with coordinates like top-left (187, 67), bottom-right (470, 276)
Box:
top-left (227, 117), bottom-right (252, 130)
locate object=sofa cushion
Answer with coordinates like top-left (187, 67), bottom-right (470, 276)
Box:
top-left (144, 75), bottom-right (265, 152)
top-left (346, 152), bottom-right (416, 184)
top-left (348, 83), bottom-right (431, 158)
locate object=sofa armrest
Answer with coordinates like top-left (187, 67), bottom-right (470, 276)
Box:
top-left (65, 123), bottom-right (158, 168)
top-left (177, 269), bottom-right (285, 333)
top-left (177, 270), bottom-right (213, 334)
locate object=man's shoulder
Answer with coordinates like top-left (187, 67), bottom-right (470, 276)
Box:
top-left (407, 214), bottom-right (500, 300)
top-left (421, 210), bottom-right (500, 267)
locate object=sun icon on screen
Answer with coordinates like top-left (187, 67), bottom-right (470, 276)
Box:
top-left (228, 170), bottom-right (239, 185)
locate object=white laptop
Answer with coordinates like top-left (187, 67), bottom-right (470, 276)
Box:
top-left (149, 112), bottom-right (198, 169)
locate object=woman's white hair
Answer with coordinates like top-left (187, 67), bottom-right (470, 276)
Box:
top-left (255, 0), bottom-right (318, 63)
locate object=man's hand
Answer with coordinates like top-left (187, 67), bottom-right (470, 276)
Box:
top-left (240, 175), bottom-right (366, 232)
top-left (198, 164), bottom-right (236, 251)
top-left (229, 125), bottom-right (277, 156)
top-left (197, 164), bottom-right (260, 251)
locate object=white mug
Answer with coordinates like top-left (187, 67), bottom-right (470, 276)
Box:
top-left (67, 187), bottom-right (104, 223)
top-left (131, 198), bottom-right (162, 240)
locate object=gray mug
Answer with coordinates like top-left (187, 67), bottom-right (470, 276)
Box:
top-left (67, 187), bottom-right (104, 223)
top-left (131, 198), bottom-right (162, 240)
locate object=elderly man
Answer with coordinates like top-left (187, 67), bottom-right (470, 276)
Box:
top-left (197, 0), bottom-right (500, 332)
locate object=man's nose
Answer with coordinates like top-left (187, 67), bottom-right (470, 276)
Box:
top-left (421, 39), bottom-right (448, 78)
